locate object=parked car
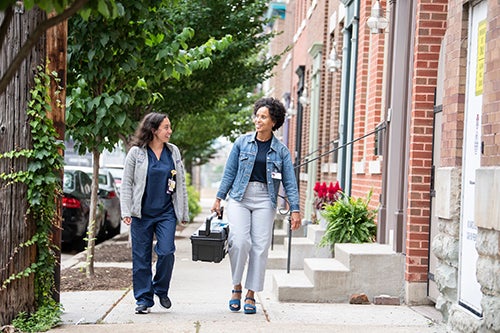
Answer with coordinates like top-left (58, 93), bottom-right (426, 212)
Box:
top-left (103, 164), bottom-right (124, 191)
top-left (62, 168), bottom-right (106, 251)
top-left (65, 165), bottom-right (121, 239)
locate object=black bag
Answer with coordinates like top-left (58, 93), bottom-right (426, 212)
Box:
top-left (190, 211), bottom-right (229, 263)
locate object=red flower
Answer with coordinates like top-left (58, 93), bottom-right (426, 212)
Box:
top-left (313, 180), bottom-right (342, 209)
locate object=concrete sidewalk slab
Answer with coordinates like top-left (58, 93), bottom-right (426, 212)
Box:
top-left (50, 198), bottom-right (445, 332)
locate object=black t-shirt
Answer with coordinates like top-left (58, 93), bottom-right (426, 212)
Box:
top-left (250, 138), bottom-right (271, 183)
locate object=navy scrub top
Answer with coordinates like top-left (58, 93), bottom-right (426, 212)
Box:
top-left (141, 145), bottom-right (175, 219)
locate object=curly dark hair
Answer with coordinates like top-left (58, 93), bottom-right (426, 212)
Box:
top-left (129, 112), bottom-right (168, 148)
top-left (253, 97), bottom-right (286, 131)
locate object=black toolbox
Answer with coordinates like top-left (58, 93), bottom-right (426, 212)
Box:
top-left (190, 211), bottom-right (229, 263)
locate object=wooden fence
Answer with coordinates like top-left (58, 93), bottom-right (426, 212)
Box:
top-left (0, 7), bottom-right (46, 325)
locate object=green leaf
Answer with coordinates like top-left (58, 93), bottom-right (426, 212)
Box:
top-left (97, 0), bottom-right (110, 17)
top-left (115, 112), bottom-right (126, 126)
top-left (104, 96), bottom-right (113, 108)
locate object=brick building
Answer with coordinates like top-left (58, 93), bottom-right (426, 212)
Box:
top-left (265, 0), bottom-right (500, 331)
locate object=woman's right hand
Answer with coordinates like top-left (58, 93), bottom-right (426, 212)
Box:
top-left (123, 216), bottom-right (132, 225)
top-left (211, 199), bottom-right (222, 217)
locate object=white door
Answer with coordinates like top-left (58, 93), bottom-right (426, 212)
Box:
top-left (428, 40), bottom-right (445, 302)
top-left (459, 0), bottom-right (487, 317)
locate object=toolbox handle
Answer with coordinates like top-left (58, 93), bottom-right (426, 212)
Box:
top-left (205, 207), bottom-right (224, 236)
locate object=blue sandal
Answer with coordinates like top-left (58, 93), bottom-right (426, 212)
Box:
top-left (244, 297), bottom-right (256, 314)
top-left (229, 289), bottom-right (242, 311)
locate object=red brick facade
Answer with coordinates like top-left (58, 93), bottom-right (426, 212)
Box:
top-left (405, 0), bottom-right (448, 282)
top-left (270, 0), bottom-right (448, 302)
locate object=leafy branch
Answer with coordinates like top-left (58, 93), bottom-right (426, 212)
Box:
top-left (0, 0), bottom-right (119, 96)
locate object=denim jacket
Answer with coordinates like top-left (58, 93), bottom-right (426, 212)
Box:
top-left (216, 132), bottom-right (300, 212)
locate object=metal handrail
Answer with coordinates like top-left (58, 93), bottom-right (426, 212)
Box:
top-left (294, 123), bottom-right (387, 169)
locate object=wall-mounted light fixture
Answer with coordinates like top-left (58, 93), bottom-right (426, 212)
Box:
top-left (366, 0), bottom-right (388, 34)
top-left (15, 0), bottom-right (25, 14)
top-left (326, 42), bottom-right (342, 72)
top-left (299, 85), bottom-right (310, 105)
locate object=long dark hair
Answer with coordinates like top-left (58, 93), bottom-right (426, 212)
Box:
top-left (253, 97), bottom-right (286, 131)
top-left (129, 112), bottom-right (168, 147)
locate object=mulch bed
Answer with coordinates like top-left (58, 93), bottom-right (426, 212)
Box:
top-left (60, 267), bottom-right (132, 292)
top-left (61, 238), bottom-right (133, 292)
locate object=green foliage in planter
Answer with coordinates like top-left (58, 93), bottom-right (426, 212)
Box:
top-left (319, 190), bottom-right (377, 247)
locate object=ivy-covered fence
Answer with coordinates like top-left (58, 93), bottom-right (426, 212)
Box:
top-left (0, 64), bottom-right (64, 331)
top-left (0, 8), bottom-right (65, 331)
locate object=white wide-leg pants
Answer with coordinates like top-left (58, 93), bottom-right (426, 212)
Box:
top-left (225, 182), bottom-right (276, 292)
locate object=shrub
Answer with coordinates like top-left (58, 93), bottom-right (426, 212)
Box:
top-left (186, 173), bottom-right (201, 222)
top-left (319, 190), bottom-right (377, 248)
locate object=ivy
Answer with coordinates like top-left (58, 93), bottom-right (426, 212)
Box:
top-left (0, 65), bottom-right (64, 331)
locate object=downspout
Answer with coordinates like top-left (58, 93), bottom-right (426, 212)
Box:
top-left (295, 66), bottom-right (306, 191)
top-left (378, 0), bottom-right (395, 244)
top-left (344, 1), bottom-right (360, 196)
top-left (337, 22), bottom-right (351, 193)
top-left (338, 0), bottom-right (360, 196)
top-left (382, 0), bottom-right (414, 252)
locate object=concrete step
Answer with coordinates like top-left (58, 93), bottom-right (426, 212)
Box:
top-left (268, 237), bottom-right (331, 270)
top-left (306, 223), bottom-right (327, 244)
top-left (303, 258), bottom-right (350, 289)
top-left (272, 260), bottom-right (350, 303)
top-left (267, 223), bottom-right (331, 270)
top-left (283, 237), bottom-right (332, 265)
top-left (271, 228), bottom-right (287, 246)
top-left (272, 270), bottom-right (315, 302)
top-left (273, 243), bottom-right (405, 303)
top-left (267, 248), bottom-right (288, 269)
top-left (334, 243), bottom-right (402, 271)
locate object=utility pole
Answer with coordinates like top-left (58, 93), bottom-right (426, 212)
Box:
top-left (46, 15), bottom-right (67, 303)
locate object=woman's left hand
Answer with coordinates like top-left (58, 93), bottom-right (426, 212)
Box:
top-left (290, 212), bottom-right (301, 231)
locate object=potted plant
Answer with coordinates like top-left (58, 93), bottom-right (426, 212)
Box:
top-left (319, 190), bottom-right (377, 249)
top-left (312, 181), bottom-right (342, 227)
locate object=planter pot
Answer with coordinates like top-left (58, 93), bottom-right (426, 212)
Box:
top-left (316, 209), bottom-right (328, 229)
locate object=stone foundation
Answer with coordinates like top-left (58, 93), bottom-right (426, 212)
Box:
top-left (433, 167), bottom-right (500, 332)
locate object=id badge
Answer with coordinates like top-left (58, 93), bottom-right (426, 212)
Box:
top-left (271, 172), bottom-right (282, 180)
top-left (167, 169), bottom-right (177, 194)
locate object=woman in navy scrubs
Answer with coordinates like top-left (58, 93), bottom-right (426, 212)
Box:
top-left (120, 112), bottom-right (189, 314)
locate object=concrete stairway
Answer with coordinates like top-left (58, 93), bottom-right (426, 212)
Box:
top-left (268, 223), bottom-right (332, 269)
top-left (272, 242), bottom-right (405, 303)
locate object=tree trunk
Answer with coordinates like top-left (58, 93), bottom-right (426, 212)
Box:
top-left (85, 149), bottom-right (101, 278)
top-left (46, 12), bottom-right (67, 304)
top-left (0, 8), bottom-right (46, 325)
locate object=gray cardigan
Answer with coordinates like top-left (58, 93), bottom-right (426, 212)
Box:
top-left (120, 143), bottom-right (190, 222)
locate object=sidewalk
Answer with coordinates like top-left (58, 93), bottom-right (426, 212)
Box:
top-left (49, 198), bottom-right (445, 333)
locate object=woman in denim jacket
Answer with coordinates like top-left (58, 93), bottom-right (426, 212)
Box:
top-left (121, 112), bottom-right (189, 314)
top-left (212, 97), bottom-right (301, 314)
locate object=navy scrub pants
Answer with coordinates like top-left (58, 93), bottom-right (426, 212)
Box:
top-left (131, 210), bottom-right (176, 307)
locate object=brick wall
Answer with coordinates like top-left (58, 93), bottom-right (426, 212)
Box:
top-left (441, 0), bottom-right (467, 167)
top-left (405, 0), bottom-right (448, 283)
top-left (482, 1), bottom-right (500, 165)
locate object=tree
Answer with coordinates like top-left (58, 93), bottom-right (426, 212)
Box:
top-left (66, 0), bottom-right (231, 277)
top-left (0, 0), bottom-right (119, 96)
top-left (159, 0), bottom-right (282, 170)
